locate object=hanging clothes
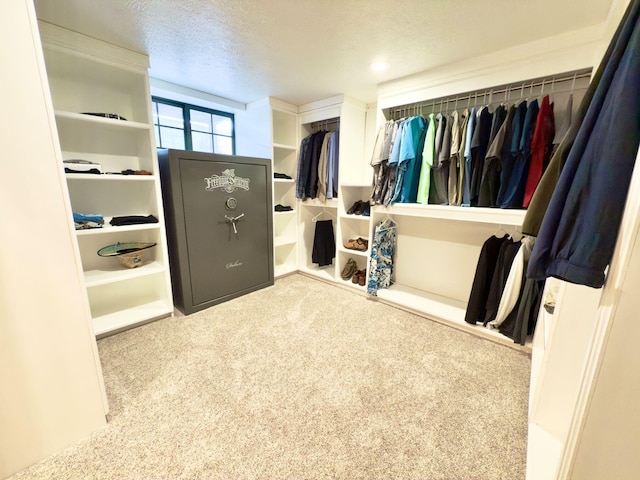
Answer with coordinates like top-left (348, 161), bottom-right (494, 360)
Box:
top-left (469, 107), bottom-right (493, 206)
top-left (382, 119), bottom-right (404, 206)
top-left (430, 113), bottom-right (450, 205)
top-left (483, 237), bottom-right (522, 325)
top-left (496, 101), bottom-right (527, 208)
top-left (417, 113), bottom-right (436, 205)
top-left (367, 218), bottom-right (397, 296)
top-left (461, 107), bottom-right (477, 206)
top-left (464, 233), bottom-right (510, 325)
top-left (311, 219), bottom-right (335, 267)
top-left (455, 109), bottom-right (470, 207)
top-left (523, 96), bottom-right (555, 208)
top-left (478, 105), bottom-right (508, 207)
top-left (399, 115), bottom-right (428, 203)
top-left (528, 0), bottom-right (640, 288)
top-left (487, 236), bottom-right (535, 330)
top-left (448, 111), bottom-right (462, 205)
top-left (316, 132), bottom-right (331, 202)
top-left (326, 131), bottom-right (339, 199)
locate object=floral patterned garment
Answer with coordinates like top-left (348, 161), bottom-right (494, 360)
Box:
top-left (367, 218), bottom-right (397, 296)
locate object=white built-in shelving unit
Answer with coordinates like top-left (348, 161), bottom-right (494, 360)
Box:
top-left (296, 95), bottom-right (368, 287)
top-left (271, 104), bottom-right (299, 277)
top-left (39, 21), bottom-right (173, 337)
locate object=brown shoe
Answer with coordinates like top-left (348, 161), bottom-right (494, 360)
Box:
top-left (344, 237), bottom-right (368, 251)
top-left (359, 270), bottom-right (366, 286)
top-left (352, 269), bottom-right (364, 284)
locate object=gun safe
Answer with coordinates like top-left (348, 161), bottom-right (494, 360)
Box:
top-left (158, 149), bottom-right (274, 315)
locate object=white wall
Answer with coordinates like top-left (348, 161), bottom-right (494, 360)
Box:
top-left (0, 1), bottom-right (106, 478)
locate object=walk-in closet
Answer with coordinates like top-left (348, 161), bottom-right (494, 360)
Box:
top-left (4, 0), bottom-right (640, 479)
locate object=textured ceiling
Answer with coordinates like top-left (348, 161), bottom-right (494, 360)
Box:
top-left (34, 0), bottom-right (614, 106)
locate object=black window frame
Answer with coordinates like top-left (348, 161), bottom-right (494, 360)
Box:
top-left (152, 96), bottom-right (235, 154)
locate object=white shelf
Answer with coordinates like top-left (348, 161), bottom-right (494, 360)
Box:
top-left (301, 199), bottom-right (339, 208)
top-left (275, 236), bottom-right (297, 248)
top-left (75, 220), bottom-right (161, 236)
top-left (92, 300), bottom-right (173, 337)
top-left (375, 284), bottom-right (530, 351)
top-left (526, 423), bottom-right (563, 480)
top-left (372, 204), bottom-right (526, 226)
top-left (274, 178), bottom-right (295, 184)
top-left (83, 261), bottom-right (166, 287)
top-left (341, 214), bottom-right (371, 221)
top-left (55, 110), bottom-right (151, 131)
top-left (338, 246), bottom-right (369, 257)
top-left (274, 210), bottom-right (296, 216)
top-left (273, 143), bottom-right (297, 151)
top-left (299, 266), bottom-right (336, 282)
top-left (275, 263), bottom-right (297, 278)
top-left (66, 173), bottom-right (156, 181)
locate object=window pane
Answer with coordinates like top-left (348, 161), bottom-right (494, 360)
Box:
top-left (154, 125), bottom-right (160, 147)
top-left (152, 102), bottom-right (159, 125)
top-left (157, 103), bottom-right (184, 128)
top-left (212, 115), bottom-right (233, 136)
top-left (160, 126), bottom-right (185, 149)
top-left (192, 132), bottom-right (213, 153)
top-left (214, 135), bottom-right (233, 155)
top-left (190, 110), bottom-right (212, 133)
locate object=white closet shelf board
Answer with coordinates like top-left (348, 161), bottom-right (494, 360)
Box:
top-left (92, 300), bottom-right (173, 338)
top-left (66, 174), bottom-right (156, 182)
top-left (83, 261), bottom-right (166, 287)
top-left (342, 215), bottom-right (371, 222)
top-left (75, 221), bottom-right (161, 236)
top-left (301, 199), bottom-right (339, 209)
top-left (274, 210), bottom-right (296, 216)
top-left (274, 178), bottom-right (295, 184)
top-left (273, 143), bottom-right (297, 151)
top-left (338, 246), bottom-right (369, 257)
top-left (375, 284), bottom-right (531, 352)
top-left (274, 264), bottom-right (297, 278)
top-left (298, 266), bottom-right (336, 282)
top-left (55, 110), bottom-right (151, 132)
top-left (526, 423), bottom-right (563, 480)
top-left (372, 204), bottom-right (526, 225)
top-left (275, 236), bottom-right (297, 248)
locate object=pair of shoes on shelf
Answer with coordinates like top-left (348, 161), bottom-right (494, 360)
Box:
top-left (344, 237), bottom-right (368, 251)
top-left (341, 258), bottom-right (358, 280)
top-left (352, 269), bottom-right (366, 286)
top-left (346, 200), bottom-right (370, 216)
top-left (274, 204), bottom-right (293, 212)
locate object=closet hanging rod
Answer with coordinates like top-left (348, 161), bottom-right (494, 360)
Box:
top-left (391, 70), bottom-right (592, 116)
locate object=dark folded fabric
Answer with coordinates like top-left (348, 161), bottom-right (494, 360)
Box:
top-left (110, 215), bottom-right (159, 226)
top-left (81, 112), bottom-right (127, 121)
top-left (65, 167), bottom-right (101, 175)
top-left (274, 204), bottom-right (293, 212)
top-left (274, 172), bottom-right (293, 179)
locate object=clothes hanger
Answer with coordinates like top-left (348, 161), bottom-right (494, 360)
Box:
top-left (312, 209), bottom-right (336, 222)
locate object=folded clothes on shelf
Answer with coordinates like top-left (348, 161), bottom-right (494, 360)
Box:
top-left (274, 172), bottom-right (293, 180)
top-left (274, 204), bottom-right (293, 212)
top-left (80, 112), bottom-right (127, 121)
top-left (121, 169), bottom-right (153, 175)
top-left (64, 159), bottom-right (102, 174)
top-left (73, 211), bottom-right (104, 230)
top-left (110, 215), bottom-right (159, 226)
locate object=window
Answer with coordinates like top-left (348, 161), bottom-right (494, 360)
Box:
top-left (152, 97), bottom-right (235, 155)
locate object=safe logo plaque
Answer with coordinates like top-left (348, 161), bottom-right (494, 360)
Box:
top-left (204, 169), bottom-right (250, 193)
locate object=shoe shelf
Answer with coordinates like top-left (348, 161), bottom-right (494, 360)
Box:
top-left (66, 173), bottom-right (157, 182)
top-left (338, 246), bottom-right (369, 257)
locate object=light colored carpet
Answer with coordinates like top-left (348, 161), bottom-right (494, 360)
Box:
top-left (10, 274), bottom-right (530, 479)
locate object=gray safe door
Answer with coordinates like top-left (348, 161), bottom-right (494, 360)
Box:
top-left (179, 158), bottom-right (272, 307)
